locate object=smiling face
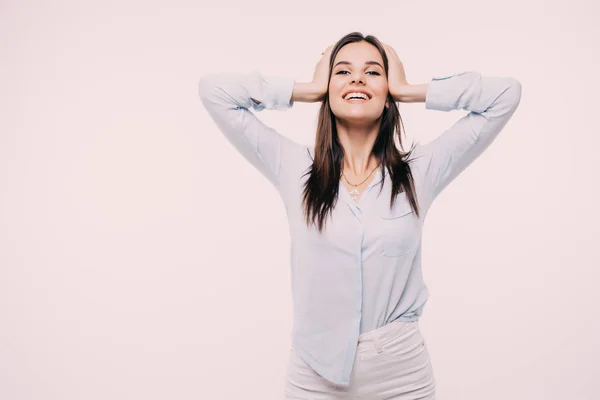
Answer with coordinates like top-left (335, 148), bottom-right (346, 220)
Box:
top-left (328, 41), bottom-right (389, 125)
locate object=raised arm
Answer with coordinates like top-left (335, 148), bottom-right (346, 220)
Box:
top-left (400, 72), bottom-right (522, 199)
top-left (198, 71), bottom-right (326, 188)
top-left (198, 71), bottom-right (296, 188)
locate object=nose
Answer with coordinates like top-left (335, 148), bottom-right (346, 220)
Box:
top-left (350, 70), bottom-right (365, 84)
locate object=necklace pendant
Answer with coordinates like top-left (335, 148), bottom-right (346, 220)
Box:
top-left (349, 187), bottom-right (360, 200)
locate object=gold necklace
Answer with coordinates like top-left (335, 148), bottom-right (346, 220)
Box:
top-left (342, 163), bottom-right (380, 201)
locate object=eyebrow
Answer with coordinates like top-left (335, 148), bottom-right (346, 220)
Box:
top-left (333, 60), bottom-right (383, 69)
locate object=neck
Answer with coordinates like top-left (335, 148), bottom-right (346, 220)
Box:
top-left (336, 119), bottom-right (381, 175)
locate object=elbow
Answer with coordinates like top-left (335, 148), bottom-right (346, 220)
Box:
top-left (198, 73), bottom-right (227, 102)
top-left (198, 75), bottom-right (216, 101)
top-left (507, 78), bottom-right (522, 110)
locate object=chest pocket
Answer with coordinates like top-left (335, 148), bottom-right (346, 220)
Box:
top-left (379, 200), bottom-right (420, 257)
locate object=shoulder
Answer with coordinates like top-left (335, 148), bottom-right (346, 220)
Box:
top-left (279, 141), bottom-right (314, 179)
top-left (405, 140), bottom-right (431, 170)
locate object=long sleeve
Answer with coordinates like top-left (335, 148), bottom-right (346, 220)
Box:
top-left (198, 71), bottom-right (296, 187)
top-left (420, 71), bottom-right (522, 199)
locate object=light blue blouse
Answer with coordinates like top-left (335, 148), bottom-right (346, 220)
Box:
top-left (198, 70), bottom-right (522, 386)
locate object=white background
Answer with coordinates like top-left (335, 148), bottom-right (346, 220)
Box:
top-left (1, 0), bottom-right (598, 399)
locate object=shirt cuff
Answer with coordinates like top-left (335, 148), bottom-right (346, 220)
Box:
top-left (425, 71), bottom-right (475, 112)
top-left (250, 72), bottom-right (295, 111)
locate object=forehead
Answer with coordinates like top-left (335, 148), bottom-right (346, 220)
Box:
top-left (333, 41), bottom-right (383, 65)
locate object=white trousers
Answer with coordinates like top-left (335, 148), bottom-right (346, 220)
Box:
top-left (284, 320), bottom-right (436, 399)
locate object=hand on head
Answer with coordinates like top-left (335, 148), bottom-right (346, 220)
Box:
top-left (311, 45), bottom-right (335, 100)
top-left (381, 43), bottom-right (409, 96)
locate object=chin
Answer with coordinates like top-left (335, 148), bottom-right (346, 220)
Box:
top-left (333, 109), bottom-right (382, 124)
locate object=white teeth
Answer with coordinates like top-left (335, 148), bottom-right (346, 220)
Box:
top-left (344, 92), bottom-right (368, 100)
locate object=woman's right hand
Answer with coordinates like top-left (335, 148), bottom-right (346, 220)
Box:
top-left (310, 45), bottom-right (334, 101)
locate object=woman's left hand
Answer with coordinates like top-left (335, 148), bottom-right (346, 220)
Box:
top-left (382, 43), bottom-right (409, 100)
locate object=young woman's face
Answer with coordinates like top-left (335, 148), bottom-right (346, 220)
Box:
top-left (328, 41), bottom-right (389, 125)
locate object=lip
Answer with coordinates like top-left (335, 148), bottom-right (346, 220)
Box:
top-left (342, 89), bottom-right (372, 100)
top-left (344, 98), bottom-right (369, 103)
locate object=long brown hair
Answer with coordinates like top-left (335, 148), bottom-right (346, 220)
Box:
top-left (302, 31), bottom-right (420, 232)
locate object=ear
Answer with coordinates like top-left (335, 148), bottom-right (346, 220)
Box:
top-left (385, 100), bottom-right (389, 109)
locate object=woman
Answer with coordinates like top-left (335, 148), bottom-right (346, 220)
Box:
top-left (199, 32), bottom-right (521, 399)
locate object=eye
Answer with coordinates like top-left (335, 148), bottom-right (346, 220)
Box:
top-left (335, 70), bottom-right (381, 76)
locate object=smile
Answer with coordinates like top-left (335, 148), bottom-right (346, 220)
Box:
top-left (342, 91), bottom-right (371, 102)
top-left (344, 98), bottom-right (369, 103)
